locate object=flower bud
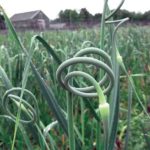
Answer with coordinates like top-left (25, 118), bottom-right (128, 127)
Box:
top-left (99, 102), bottom-right (109, 121)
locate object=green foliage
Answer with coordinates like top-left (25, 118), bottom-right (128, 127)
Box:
top-left (79, 8), bottom-right (92, 22)
top-left (0, 25), bottom-right (150, 150)
top-left (57, 8), bottom-right (150, 24)
top-left (0, 3), bottom-right (150, 149)
top-left (143, 10), bottom-right (150, 21)
top-left (58, 8), bottom-right (93, 23)
top-left (59, 9), bottom-right (80, 23)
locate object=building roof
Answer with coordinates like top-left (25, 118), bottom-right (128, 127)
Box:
top-left (11, 10), bottom-right (41, 22)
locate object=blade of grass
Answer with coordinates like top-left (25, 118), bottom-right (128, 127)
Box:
top-left (35, 35), bottom-right (62, 65)
top-left (0, 45), bottom-right (12, 80)
top-left (124, 75), bottom-right (132, 150)
top-left (10, 35), bottom-right (38, 150)
top-left (30, 62), bottom-right (68, 134)
top-left (0, 65), bottom-right (12, 89)
top-left (80, 99), bottom-right (85, 148)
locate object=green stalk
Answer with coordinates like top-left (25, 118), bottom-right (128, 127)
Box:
top-left (99, 1), bottom-right (109, 148)
top-left (124, 75), bottom-right (132, 150)
top-left (11, 37), bottom-right (35, 150)
top-left (89, 72), bottom-right (109, 149)
top-left (80, 99), bottom-right (85, 149)
top-left (67, 92), bottom-right (75, 150)
top-left (66, 71), bottom-right (109, 149)
top-left (100, 0), bottom-right (109, 49)
top-left (96, 121), bottom-right (102, 150)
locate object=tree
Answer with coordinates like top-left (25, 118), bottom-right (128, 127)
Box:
top-left (112, 9), bottom-right (146, 22)
top-left (57, 8), bottom-right (150, 24)
top-left (79, 8), bottom-right (93, 22)
top-left (59, 9), bottom-right (70, 22)
top-left (59, 9), bottom-right (79, 23)
top-left (142, 11), bottom-right (150, 21)
top-left (113, 9), bottom-right (131, 19)
top-left (69, 10), bottom-right (79, 23)
top-left (132, 12), bottom-right (143, 21)
top-left (93, 13), bottom-right (102, 22)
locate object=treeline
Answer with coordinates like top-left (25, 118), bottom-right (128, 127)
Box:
top-left (53, 8), bottom-right (150, 23)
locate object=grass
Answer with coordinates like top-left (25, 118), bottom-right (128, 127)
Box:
top-left (0, 1), bottom-right (150, 149)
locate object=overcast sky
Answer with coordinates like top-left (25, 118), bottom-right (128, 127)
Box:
top-left (0, 0), bottom-right (150, 19)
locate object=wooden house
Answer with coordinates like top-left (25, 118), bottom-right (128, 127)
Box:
top-left (11, 10), bottom-right (50, 30)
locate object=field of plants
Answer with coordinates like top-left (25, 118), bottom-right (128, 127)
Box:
top-left (0, 1), bottom-right (150, 150)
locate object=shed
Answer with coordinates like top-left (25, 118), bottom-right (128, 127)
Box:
top-left (11, 10), bottom-right (50, 30)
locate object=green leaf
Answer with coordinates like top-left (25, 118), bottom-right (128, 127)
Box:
top-left (30, 63), bottom-right (68, 134)
top-left (35, 36), bottom-right (62, 65)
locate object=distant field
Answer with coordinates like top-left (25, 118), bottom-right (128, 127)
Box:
top-left (1, 25), bottom-right (150, 72)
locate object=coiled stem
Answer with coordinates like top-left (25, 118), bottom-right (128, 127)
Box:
top-left (2, 87), bottom-right (39, 124)
top-left (56, 47), bottom-right (115, 149)
top-left (56, 47), bottom-right (114, 98)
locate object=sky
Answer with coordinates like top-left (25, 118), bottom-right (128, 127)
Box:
top-left (0, 0), bottom-right (150, 19)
